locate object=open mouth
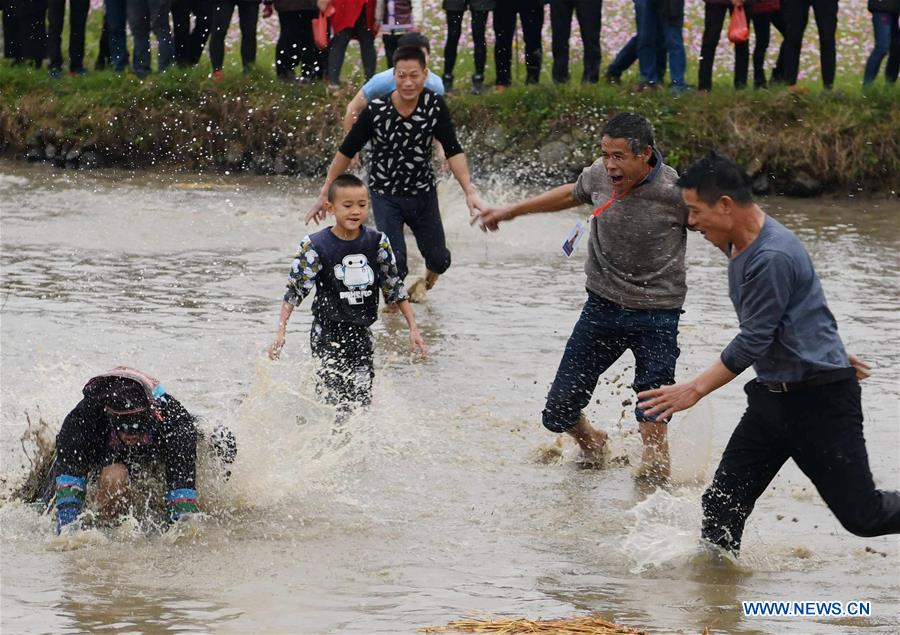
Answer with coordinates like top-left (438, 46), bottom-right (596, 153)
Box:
top-left (608, 174), bottom-right (624, 186)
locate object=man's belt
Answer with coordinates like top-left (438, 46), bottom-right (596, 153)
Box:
top-left (759, 367), bottom-right (856, 393)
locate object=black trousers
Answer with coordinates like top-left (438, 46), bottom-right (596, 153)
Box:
top-left (698, 4), bottom-right (749, 90)
top-left (751, 9), bottom-right (784, 86)
top-left (276, 9), bottom-right (318, 77)
top-left (550, 0), bottom-right (601, 83)
top-left (171, 0), bottom-right (210, 65)
top-left (443, 8), bottom-right (489, 78)
top-left (2, 0), bottom-right (47, 65)
top-left (779, 0), bottom-right (837, 87)
top-left (702, 378), bottom-right (900, 554)
top-left (327, 7), bottom-right (376, 84)
top-left (493, 0), bottom-right (544, 85)
top-left (208, 0), bottom-right (259, 71)
top-left (382, 31), bottom-right (401, 68)
top-left (310, 318), bottom-right (374, 420)
top-left (46, 0), bottom-right (89, 70)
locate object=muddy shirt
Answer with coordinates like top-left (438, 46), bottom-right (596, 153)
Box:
top-left (284, 225), bottom-right (407, 327)
top-left (572, 149), bottom-right (689, 310)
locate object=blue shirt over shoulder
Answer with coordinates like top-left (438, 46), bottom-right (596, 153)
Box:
top-left (362, 68), bottom-right (445, 101)
top-left (721, 215), bottom-right (849, 383)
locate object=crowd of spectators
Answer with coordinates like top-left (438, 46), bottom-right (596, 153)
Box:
top-left (1, 0), bottom-right (897, 88)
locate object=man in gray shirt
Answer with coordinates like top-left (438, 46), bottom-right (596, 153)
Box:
top-left (473, 113), bottom-right (688, 479)
top-left (639, 152), bottom-right (900, 554)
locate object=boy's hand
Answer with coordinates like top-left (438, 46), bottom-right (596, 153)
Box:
top-left (409, 327), bottom-right (427, 358)
top-left (465, 191), bottom-right (486, 222)
top-left (305, 194), bottom-right (327, 225)
top-left (268, 334), bottom-right (286, 360)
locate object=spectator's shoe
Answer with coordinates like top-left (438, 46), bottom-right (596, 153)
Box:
top-left (48, 67), bottom-right (62, 79)
top-left (494, 84), bottom-right (508, 93)
top-left (628, 81), bottom-right (657, 93)
top-left (69, 68), bottom-right (88, 77)
top-left (95, 58), bottom-right (107, 71)
top-left (211, 69), bottom-right (225, 82)
top-left (525, 72), bottom-right (540, 85)
top-left (277, 72), bottom-right (298, 84)
top-left (242, 63), bottom-right (254, 74)
top-left (442, 73), bottom-right (453, 92)
top-left (135, 70), bottom-right (149, 80)
top-left (669, 83), bottom-right (693, 96)
top-left (604, 72), bottom-right (621, 85)
top-left (327, 82), bottom-right (341, 93)
top-left (471, 74), bottom-right (485, 95)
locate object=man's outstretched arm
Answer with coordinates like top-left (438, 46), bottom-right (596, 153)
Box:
top-left (472, 183), bottom-right (580, 232)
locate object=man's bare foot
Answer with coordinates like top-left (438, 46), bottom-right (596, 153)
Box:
top-left (567, 414), bottom-right (608, 462)
top-left (636, 443), bottom-right (671, 484)
top-left (424, 270), bottom-right (440, 290)
top-left (407, 277), bottom-right (428, 303)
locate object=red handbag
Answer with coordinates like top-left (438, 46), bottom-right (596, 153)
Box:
top-left (751, 0), bottom-right (780, 15)
top-left (728, 6), bottom-right (750, 44)
top-left (312, 5), bottom-right (335, 50)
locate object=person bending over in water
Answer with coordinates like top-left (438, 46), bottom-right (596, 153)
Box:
top-left (472, 113), bottom-right (690, 480)
top-left (270, 174), bottom-right (427, 421)
top-left (51, 367), bottom-right (232, 534)
top-left (307, 45), bottom-right (483, 302)
top-left (639, 152), bottom-right (900, 555)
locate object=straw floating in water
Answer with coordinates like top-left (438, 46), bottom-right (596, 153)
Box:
top-left (419, 614), bottom-right (644, 634)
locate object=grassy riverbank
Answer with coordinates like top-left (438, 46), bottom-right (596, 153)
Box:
top-left (2, 64), bottom-right (897, 193)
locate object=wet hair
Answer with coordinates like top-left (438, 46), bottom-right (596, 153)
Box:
top-left (601, 113), bottom-right (655, 156)
top-left (397, 32), bottom-right (431, 54)
top-left (101, 378), bottom-right (154, 432)
top-left (327, 173), bottom-right (367, 201)
top-left (392, 45), bottom-right (427, 69)
top-left (676, 151), bottom-right (754, 205)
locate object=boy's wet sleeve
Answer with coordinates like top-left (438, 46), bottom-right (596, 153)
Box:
top-left (376, 233), bottom-right (408, 304)
top-left (158, 396), bottom-right (197, 491)
top-left (284, 236), bottom-right (321, 307)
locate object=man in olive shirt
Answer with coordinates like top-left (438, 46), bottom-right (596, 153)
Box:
top-left (473, 113), bottom-right (688, 479)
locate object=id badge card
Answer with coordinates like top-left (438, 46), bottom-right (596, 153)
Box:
top-left (562, 221), bottom-right (587, 258)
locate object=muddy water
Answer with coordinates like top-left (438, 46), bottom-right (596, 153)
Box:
top-left (1, 162), bottom-right (898, 634)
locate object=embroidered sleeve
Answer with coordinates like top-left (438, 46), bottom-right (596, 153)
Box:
top-left (283, 236), bottom-right (322, 306)
top-left (376, 233), bottom-right (408, 304)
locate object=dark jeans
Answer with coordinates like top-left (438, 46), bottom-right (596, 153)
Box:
top-left (327, 7), bottom-right (375, 85)
top-left (127, 0), bottom-right (173, 74)
top-left (382, 31), bottom-right (401, 68)
top-left (208, 0), bottom-right (259, 71)
top-left (550, 0), bottom-right (601, 83)
top-left (780, 0), bottom-right (837, 87)
top-left (443, 9), bottom-right (488, 78)
top-left (493, 0), bottom-right (544, 85)
top-left (104, 0), bottom-right (128, 70)
top-left (606, 33), bottom-right (666, 80)
top-left (702, 378), bottom-right (900, 554)
top-left (370, 187), bottom-right (451, 282)
top-left (542, 292), bottom-right (681, 433)
top-left (699, 3), bottom-right (749, 90)
top-left (276, 9), bottom-right (318, 77)
top-left (47, 0), bottom-right (89, 71)
top-left (864, 11), bottom-right (900, 84)
top-left (171, 0), bottom-right (210, 65)
top-left (310, 318), bottom-right (374, 419)
top-left (635, 0), bottom-right (685, 87)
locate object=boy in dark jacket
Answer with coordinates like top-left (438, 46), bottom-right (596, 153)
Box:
top-left (269, 174), bottom-right (426, 420)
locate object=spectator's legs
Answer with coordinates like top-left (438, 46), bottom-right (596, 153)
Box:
top-left (190, 0), bottom-right (211, 63)
top-left (327, 25), bottom-right (354, 85)
top-left (634, 0), bottom-right (658, 85)
top-left (575, 0), bottom-right (601, 82)
top-left (734, 20), bottom-right (749, 89)
top-left (607, 35), bottom-right (637, 79)
top-left (661, 13), bottom-right (684, 88)
top-left (521, 0), bottom-right (544, 83)
top-left (698, 3), bottom-right (727, 91)
top-left (443, 9), bottom-right (463, 82)
top-left (236, 0), bottom-right (258, 70)
top-left (493, 0), bottom-right (516, 86)
top-left (780, 0), bottom-right (809, 85)
top-left (864, 11), bottom-right (892, 85)
top-left (105, 0), bottom-right (128, 70)
top-left (752, 12), bottom-right (771, 87)
top-left (46, 0), bottom-right (65, 71)
top-left (297, 9), bottom-right (318, 79)
top-left (471, 9), bottom-right (488, 80)
top-left (770, 8), bottom-right (786, 82)
top-left (549, 0), bottom-right (574, 83)
top-left (150, 0), bottom-right (173, 71)
top-left (811, 0), bottom-right (837, 88)
top-left (383, 32), bottom-right (401, 68)
top-left (127, 0), bottom-right (152, 76)
top-left (276, 9), bottom-right (298, 76)
top-left (886, 12), bottom-right (900, 82)
top-left (208, 0), bottom-right (235, 72)
top-left (171, 0), bottom-right (191, 64)
top-left (352, 8), bottom-right (376, 79)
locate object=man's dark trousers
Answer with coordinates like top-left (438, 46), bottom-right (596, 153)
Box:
top-left (550, 0), bottom-right (601, 83)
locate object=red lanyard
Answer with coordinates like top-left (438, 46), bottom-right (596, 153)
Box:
top-left (591, 186), bottom-right (633, 218)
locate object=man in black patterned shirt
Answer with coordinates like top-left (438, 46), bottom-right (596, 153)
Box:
top-left (306, 46), bottom-right (483, 298)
